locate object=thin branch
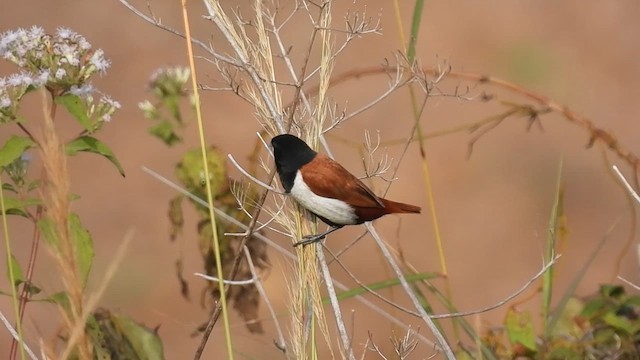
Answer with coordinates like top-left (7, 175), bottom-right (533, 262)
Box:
top-left (316, 65), bottom-right (640, 178)
top-left (193, 247), bottom-right (287, 354)
top-left (202, 0), bottom-right (286, 134)
top-left (366, 223), bottom-right (455, 359)
top-left (613, 165), bottom-right (640, 204)
top-left (323, 66), bottom-right (408, 133)
top-left (227, 154), bottom-right (283, 194)
top-left (142, 166), bottom-right (290, 256)
top-left (257, 131), bottom-right (273, 157)
top-left (194, 273), bottom-right (256, 285)
top-left (618, 276), bottom-right (640, 291)
top-left (432, 255), bottom-right (561, 319)
top-left (324, 245), bottom-right (421, 317)
top-left (0, 311), bottom-right (38, 360)
top-left (242, 246), bottom-right (287, 353)
top-left (117, 0), bottom-right (237, 65)
top-left (266, 0), bottom-right (317, 124)
top-left (317, 245), bottom-right (356, 360)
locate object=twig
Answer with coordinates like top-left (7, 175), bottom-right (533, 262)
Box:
top-left (227, 154), bottom-right (283, 194)
top-left (194, 273), bottom-right (256, 285)
top-left (366, 223), bottom-right (455, 359)
top-left (242, 246), bottom-right (287, 353)
top-left (117, 0), bottom-right (237, 65)
top-left (194, 246), bottom-right (288, 354)
top-left (328, 243), bottom-right (560, 320)
top-left (202, 0), bottom-right (286, 134)
top-left (142, 166), bottom-right (288, 255)
top-left (432, 255), bottom-right (561, 319)
top-left (613, 165), bottom-right (640, 204)
top-left (316, 65), bottom-right (640, 178)
top-left (618, 276), bottom-right (640, 291)
top-left (0, 311), bottom-right (38, 360)
top-left (324, 246), bottom-right (421, 317)
top-left (317, 245), bottom-right (356, 360)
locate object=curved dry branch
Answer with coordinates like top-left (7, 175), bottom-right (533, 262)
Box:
top-left (310, 65), bottom-right (640, 181)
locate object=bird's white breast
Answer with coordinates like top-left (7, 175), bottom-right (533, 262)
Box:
top-left (290, 171), bottom-right (358, 225)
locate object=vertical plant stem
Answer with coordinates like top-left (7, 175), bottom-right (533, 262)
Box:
top-left (9, 205), bottom-right (43, 360)
top-left (180, 1), bottom-right (234, 358)
top-left (392, 0), bottom-right (462, 341)
top-left (1, 175), bottom-right (27, 360)
top-left (317, 246), bottom-right (355, 360)
top-left (9, 123), bottom-right (41, 360)
top-left (542, 159), bottom-right (563, 336)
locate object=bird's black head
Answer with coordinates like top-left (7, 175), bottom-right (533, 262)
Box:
top-left (271, 134), bottom-right (317, 192)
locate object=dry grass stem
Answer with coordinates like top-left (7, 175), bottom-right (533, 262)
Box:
top-left (317, 246), bottom-right (356, 360)
top-left (38, 89), bottom-right (92, 359)
top-left (202, 0), bottom-right (285, 134)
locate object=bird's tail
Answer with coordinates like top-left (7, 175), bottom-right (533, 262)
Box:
top-left (382, 199), bottom-right (421, 214)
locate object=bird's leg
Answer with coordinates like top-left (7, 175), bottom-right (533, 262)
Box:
top-left (294, 226), bottom-right (342, 247)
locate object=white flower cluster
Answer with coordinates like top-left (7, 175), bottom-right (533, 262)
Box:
top-left (0, 26), bottom-right (120, 125)
top-left (0, 71), bottom-right (49, 122)
top-left (0, 26), bottom-right (110, 88)
top-left (148, 66), bottom-right (191, 97)
top-left (139, 66), bottom-right (191, 121)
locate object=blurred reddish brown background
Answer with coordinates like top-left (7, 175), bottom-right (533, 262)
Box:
top-left (1, 1), bottom-right (640, 358)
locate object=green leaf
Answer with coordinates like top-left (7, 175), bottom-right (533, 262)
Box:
top-left (1, 196), bottom-right (42, 215)
top-left (581, 297), bottom-right (606, 318)
top-left (6, 254), bottom-right (25, 288)
top-left (27, 179), bottom-right (40, 192)
top-left (38, 217), bottom-right (57, 249)
top-left (625, 296), bottom-right (640, 306)
top-left (112, 312), bottom-right (165, 360)
top-left (323, 272), bottom-right (438, 303)
top-left (0, 135), bottom-right (35, 168)
top-left (69, 213), bottom-right (94, 286)
top-left (406, 0), bottom-right (424, 63)
top-left (86, 315), bottom-right (113, 360)
top-left (505, 309), bottom-right (537, 352)
top-left (550, 297), bottom-right (584, 337)
top-left (603, 312), bottom-right (634, 334)
top-left (90, 309), bottom-right (165, 360)
top-left (2, 208), bottom-right (29, 218)
top-left (38, 214), bottom-right (94, 287)
top-left (546, 347), bottom-right (583, 360)
top-left (149, 120), bottom-right (181, 146)
top-left (66, 136), bottom-right (125, 177)
top-left (601, 284), bottom-right (625, 299)
top-left (2, 183), bottom-right (17, 193)
top-left (47, 291), bottom-right (72, 313)
top-left (55, 94), bottom-right (92, 131)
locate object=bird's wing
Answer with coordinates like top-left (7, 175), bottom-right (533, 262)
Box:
top-left (300, 155), bottom-right (385, 208)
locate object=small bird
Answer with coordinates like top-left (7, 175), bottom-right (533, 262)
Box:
top-left (271, 134), bottom-right (421, 246)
